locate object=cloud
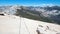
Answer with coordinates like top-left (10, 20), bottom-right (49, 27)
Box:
top-left (41, 3), bottom-right (55, 7)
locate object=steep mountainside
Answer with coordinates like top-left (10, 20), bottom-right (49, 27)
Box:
top-left (0, 6), bottom-right (60, 24)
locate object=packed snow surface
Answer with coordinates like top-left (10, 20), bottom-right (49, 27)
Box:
top-left (0, 15), bottom-right (60, 34)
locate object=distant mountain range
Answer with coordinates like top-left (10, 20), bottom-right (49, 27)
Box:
top-left (0, 5), bottom-right (60, 24)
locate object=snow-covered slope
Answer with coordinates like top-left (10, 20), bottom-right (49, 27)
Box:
top-left (0, 5), bottom-right (20, 15)
top-left (20, 17), bottom-right (60, 34)
top-left (0, 15), bottom-right (60, 34)
top-left (0, 15), bottom-right (20, 34)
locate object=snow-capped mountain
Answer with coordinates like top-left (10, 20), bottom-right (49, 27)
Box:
top-left (0, 5), bottom-right (20, 15)
top-left (0, 5), bottom-right (60, 24)
top-left (15, 6), bottom-right (60, 24)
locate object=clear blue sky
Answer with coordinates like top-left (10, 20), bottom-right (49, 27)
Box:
top-left (0, 0), bottom-right (60, 6)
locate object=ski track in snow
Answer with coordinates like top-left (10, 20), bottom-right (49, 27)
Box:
top-left (0, 15), bottom-right (60, 34)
